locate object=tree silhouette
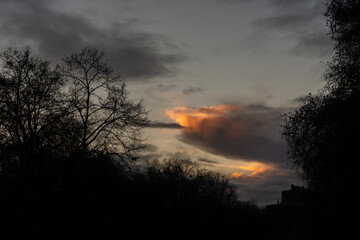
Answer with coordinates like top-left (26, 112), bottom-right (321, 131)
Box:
top-left (146, 157), bottom-right (239, 209)
top-left (0, 48), bottom-right (79, 175)
top-left (0, 47), bottom-right (148, 174)
top-left (281, 0), bottom-right (360, 207)
top-left (137, 157), bottom-right (261, 236)
top-left (0, 47), bottom-right (149, 237)
top-left (325, 0), bottom-right (360, 99)
top-left (60, 47), bottom-right (148, 160)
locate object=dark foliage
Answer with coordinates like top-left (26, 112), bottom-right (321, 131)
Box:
top-left (142, 158), bottom-right (261, 231)
top-left (281, 0), bottom-right (359, 237)
top-left (282, 0), bottom-right (360, 200)
top-left (0, 48), bottom-right (76, 172)
top-left (0, 155), bottom-right (265, 238)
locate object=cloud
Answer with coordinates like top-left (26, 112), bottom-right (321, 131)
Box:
top-left (253, 13), bottom-right (333, 57)
top-left (0, 0), bottom-right (186, 80)
top-left (292, 32), bottom-right (334, 57)
top-left (229, 162), bottom-right (275, 179)
top-left (248, 0), bottom-right (332, 58)
top-left (182, 87), bottom-right (203, 96)
top-left (146, 83), bottom-right (179, 93)
top-left (166, 104), bottom-right (288, 165)
top-left (229, 165), bottom-right (301, 205)
top-left (232, 173), bottom-right (294, 205)
top-left (197, 158), bottom-right (220, 165)
top-left (194, 151), bottom-right (301, 205)
top-left (220, 0), bottom-right (324, 9)
top-left (218, 0), bottom-right (253, 3)
top-left (147, 121), bottom-right (183, 129)
top-left (253, 13), bottom-right (317, 31)
top-left (145, 83), bottom-right (203, 97)
top-left (269, 0), bottom-right (323, 9)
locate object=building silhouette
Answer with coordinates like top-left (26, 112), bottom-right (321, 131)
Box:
top-left (266, 184), bottom-right (315, 211)
top-left (281, 185), bottom-right (312, 206)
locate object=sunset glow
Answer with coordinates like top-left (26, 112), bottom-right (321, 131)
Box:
top-left (229, 162), bottom-right (275, 179)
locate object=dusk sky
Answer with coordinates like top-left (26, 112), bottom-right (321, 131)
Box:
top-left (0, 0), bottom-right (333, 206)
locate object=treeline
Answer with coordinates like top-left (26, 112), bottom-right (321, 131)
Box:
top-left (0, 154), bottom-right (263, 238)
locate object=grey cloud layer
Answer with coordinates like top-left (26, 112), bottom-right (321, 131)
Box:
top-left (0, 0), bottom-right (186, 80)
top-left (237, 0), bottom-right (333, 57)
top-left (267, 0), bottom-right (332, 57)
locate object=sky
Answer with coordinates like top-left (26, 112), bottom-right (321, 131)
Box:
top-left (0, 0), bottom-right (333, 206)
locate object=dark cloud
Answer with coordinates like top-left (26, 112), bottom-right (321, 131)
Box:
top-left (292, 32), bottom-right (334, 57)
top-left (0, 0), bottom-right (186, 80)
top-left (253, 12), bottom-right (333, 57)
top-left (251, 1), bottom-right (327, 41)
top-left (146, 83), bottom-right (178, 93)
top-left (269, 0), bottom-right (324, 10)
top-left (147, 121), bottom-right (183, 129)
top-left (197, 158), bottom-right (220, 165)
top-left (166, 104), bottom-right (289, 165)
top-left (218, 0), bottom-right (253, 3)
top-left (220, 0), bottom-right (324, 9)
top-left (182, 86), bottom-right (203, 96)
top-left (253, 13), bottom-right (317, 31)
top-left (248, 0), bottom-right (332, 58)
top-left (145, 83), bottom-right (203, 97)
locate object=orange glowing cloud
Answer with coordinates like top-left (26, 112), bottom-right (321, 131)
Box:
top-left (230, 172), bottom-right (244, 178)
top-left (229, 162), bottom-right (275, 179)
top-left (165, 104), bottom-right (244, 131)
top-left (164, 104), bottom-right (287, 164)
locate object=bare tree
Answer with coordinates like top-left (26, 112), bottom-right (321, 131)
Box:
top-left (60, 47), bottom-right (148, 160)
top-left (0, 48), bottom-right (77, 170)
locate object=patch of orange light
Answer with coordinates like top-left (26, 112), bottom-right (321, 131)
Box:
top-left (165, 104), bottom-right (244, 129)
top-left (230, 172), bottom-right (244, 178)
top-left (229, 162), bottom-right (275, 179)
